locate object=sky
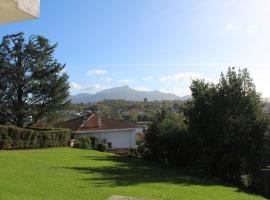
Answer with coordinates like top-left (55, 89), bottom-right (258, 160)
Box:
top-left (1, 0), bottom-right (270, 97)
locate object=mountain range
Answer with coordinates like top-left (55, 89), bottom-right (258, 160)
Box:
top-left (70, 86), bottom-right (190, 104)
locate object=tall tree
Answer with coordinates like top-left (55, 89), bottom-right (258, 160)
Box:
top-left (185, 67), bottom-right (269, 186)
top-left (0, 33), bottom-right (69, 127)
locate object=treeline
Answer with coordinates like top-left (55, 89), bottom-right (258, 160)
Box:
top-left (143, 68), bottom-right (270, 192)
top-left (66, 99), bottom-right (184, 123)
top-left (37, 94), bottom-right (185, 126)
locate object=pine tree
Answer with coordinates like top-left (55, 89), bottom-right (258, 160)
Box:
top-left (0, 33), bottom-right (69, 127)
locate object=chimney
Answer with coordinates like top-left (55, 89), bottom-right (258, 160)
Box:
top-left (98, 112), bottom-right (102, 128)
top-left (83, 116), bottom-right (88, 128)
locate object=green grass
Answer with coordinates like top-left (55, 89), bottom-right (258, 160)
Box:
top-left (0, 148), bottom-right (266, 200)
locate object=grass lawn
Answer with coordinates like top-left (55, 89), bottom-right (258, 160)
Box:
top-left (0, 148), bottom-right (266, 200)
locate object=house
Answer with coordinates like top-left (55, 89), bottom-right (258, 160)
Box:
top-left (136, 121), bottom-right (151, 130)
top-left (0, 0), bottom-right (40, 24)
top-left (55, 113), bottom-right (143, 149)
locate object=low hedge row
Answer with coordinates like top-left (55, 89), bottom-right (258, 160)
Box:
top-left (0, 125), bottom-right (70, 150)
top-left (73, 137), bottom-right (108, 152)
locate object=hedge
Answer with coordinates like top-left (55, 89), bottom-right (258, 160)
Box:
top-left (73, 137), bottom-right (108, 152)
top-left (0, 125), bottom-right (70, 150)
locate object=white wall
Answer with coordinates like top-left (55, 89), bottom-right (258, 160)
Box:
top-left (77, 129), bottom-right (140, 149)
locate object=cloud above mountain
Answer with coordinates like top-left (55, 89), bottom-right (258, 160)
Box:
top-left (160, 72), bottom-right (202, 83)
top-left (88, 69), bottom-right (106, 76)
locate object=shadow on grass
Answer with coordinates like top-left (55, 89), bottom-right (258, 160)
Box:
top-left (62, 154), bottom-right (228, 188)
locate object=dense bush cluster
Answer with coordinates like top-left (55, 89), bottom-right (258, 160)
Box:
top-left (0, 125), bottom-right (70, 150)
top-left (73, 137), bottom-right (108, 152)
top-left (144, 111), bottom-right (194, 166)
top-left (144, 68), bottom-right (270, 192)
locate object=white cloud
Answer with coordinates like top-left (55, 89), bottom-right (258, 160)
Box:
top-left (225, 24), bottom-right (240, 32)
top-left (88, 69), bottom-right (106, 76)
top-left (246, 25), bottom-right (259, 35)
top-left (160, 72), bottom-right (202, 83)
top-left (70, 82), bottom-right (111, 94)
top-left (160, 87), bottom-right (191, 97)
top-left (118, 79), bottom-right (134, 84)
top-left (225, 24), bottom-right (259, 35)
top-left (112, 72), bottom-right (120, 75)
top-left (101, 77), bottom-right (112, 82)
top-left (142, 76), bottom-right (153, 81)
top-left (84, 84), bottom-right (110, 93)
top-left (70, 82), bottom-right (82, 90)
top-left (248, 66), bottom-right (270, 97)
top-left (134, 86), bottom-right (150, 91)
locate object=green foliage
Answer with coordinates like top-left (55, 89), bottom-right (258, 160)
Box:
top-left (73, 137), bottom-right (108, 152)
top-left (145, 106), bottom-right (191, 166)
top-left (73, 137), bottom-right (92, 149)
top-left (0, 125), bottom-right (70, 150)
top-left (97, 142), bottom-right (108, 152)
top-left (144, 67), bottom-right (269, 193)
top-left (0, 32), bottom-right (70, 127)
top-left (81, 99), bottom-right (184, 122)
top-left (185, 67), bottom-right (269, 186)
top-left (45, 111), bottom-right (74, 126)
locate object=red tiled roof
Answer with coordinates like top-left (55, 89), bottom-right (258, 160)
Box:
top-left (54, 113), bottom-right (137, 132)
top-left (78, 113), bottom-right (137, 131)
top-left (53, 115), bottom-right (89, 131)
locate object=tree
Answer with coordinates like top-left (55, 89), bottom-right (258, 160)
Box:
top-left (0, 33), bottom-right (69, 127)
top-left (144, 98), bottom-right (148, 103)
top-left (145, 106), bottom-right (191, 165)
top-left (185, 67), bottom-right (269, 186)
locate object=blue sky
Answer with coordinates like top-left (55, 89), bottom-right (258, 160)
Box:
top-left (1, 0), bottom-right (270, 96)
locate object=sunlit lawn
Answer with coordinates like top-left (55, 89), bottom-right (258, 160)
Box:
top-left (0, 148), bottom-right (266, 200)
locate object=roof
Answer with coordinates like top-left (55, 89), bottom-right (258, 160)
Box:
top-left (78, 113), bottom-right (137, 131)
top-left (53, 115), bottom-right (89, 131)
top-left (54, 113), bottom-right (137, 132)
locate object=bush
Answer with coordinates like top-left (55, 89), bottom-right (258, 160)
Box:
top-left (143, 106), bottom-right (195, 166)
top-left (73, 137), bottom-right (92, 149)
top-left (96, 138), bottom-right (108, 152)
top-left (0, 125), bottom-right (70, 150)
top-left (73, 137), bottom-right (108, 152)
top-left (97, 143), bottom-right (108, 152)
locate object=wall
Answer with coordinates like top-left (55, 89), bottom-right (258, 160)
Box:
top-left (0, 0), bottom-right (40, 24)
top-left (77, 129), bottom-right (139, 149)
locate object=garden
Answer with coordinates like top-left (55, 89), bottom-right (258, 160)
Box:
top-left (0, 148), bottom-right (266, 200)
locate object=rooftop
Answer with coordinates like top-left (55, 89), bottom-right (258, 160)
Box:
top-left (54, 113), bottom-right (137, 132)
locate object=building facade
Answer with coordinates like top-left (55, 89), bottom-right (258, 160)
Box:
top-left (55, 113), bottom-right (143, 150)
top-left (0, 0), bottom-right (40, 24)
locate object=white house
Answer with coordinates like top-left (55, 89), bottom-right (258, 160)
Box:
top-left (0, 0), bottom-right (40, 24)
top-left (55, 113), bottom-right (143, 150)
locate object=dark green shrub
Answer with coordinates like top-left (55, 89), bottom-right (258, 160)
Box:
top-left (73, 137), bottom-right (108, 152)
top-left (0, 125), bottom-right (70, 150)
top-left (81, 137), bottom-right (91, 149)
top-left (97, 143), bottom-right (108, 152)
top-left (90, 137), bottom-right (97, 149)
top-left (96, 139), bottom-right (108, 152)
top-left (73, 137), bottom-right (97, 150)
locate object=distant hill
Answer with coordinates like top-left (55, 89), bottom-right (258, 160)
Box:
top-left (70, 86), bottom-right (190, 104)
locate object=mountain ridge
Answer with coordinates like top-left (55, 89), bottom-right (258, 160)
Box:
top-left (70, 85), bottom-right (190, 104)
